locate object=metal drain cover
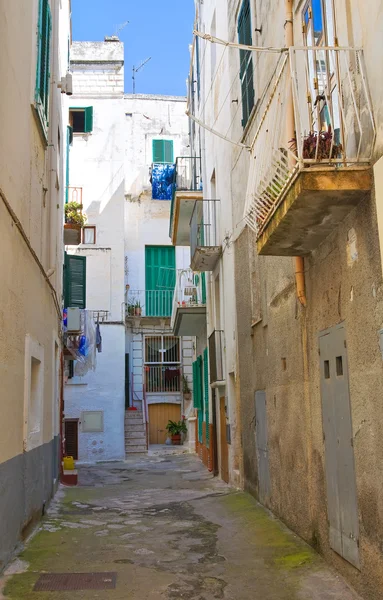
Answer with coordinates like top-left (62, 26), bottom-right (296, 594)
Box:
top-left (34, 572), bottom-right (117, 591)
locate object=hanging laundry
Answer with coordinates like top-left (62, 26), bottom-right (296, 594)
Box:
top-left (96, 321), bottom-right (102, 353)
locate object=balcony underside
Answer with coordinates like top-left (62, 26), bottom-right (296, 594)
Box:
top-left (191, 246), bottom-right (222, 272)
top-left (257, 167), bottom-right (372, 256)
top-left (172, 305), bottom-right (206, 336)
top-left (171, 191), bottom-right (203, 246)
top-left (64, 224), bottom-right (82, 245)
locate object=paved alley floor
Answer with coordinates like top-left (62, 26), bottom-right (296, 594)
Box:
top-left (1, 452), bottom-right (362, 600)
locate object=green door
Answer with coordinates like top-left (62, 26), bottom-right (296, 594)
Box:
top-left (145, 246), bottom-right (175, 316)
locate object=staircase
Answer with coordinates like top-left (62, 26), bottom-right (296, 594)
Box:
top-left (125, 410), bottom-right (148, 454)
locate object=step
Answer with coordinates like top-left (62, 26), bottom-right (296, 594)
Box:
top-left (125, 423), bottom-right (145, 432)
top-left (125, 412), bottom-right (143, 419)
top-left (125, 446), bottom-right (148, 454)
top-left (125, 438), bottom-right (147, 446)
top-left (125, 431), bottom-right (146, 440)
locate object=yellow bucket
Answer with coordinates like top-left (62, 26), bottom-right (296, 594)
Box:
top-left (63, 456), bottom-right (75, 470)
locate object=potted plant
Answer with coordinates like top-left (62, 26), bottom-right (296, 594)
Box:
top-left (182, 375), bottom-right (191, 402)
top-left (289, 126), bottom-right (342, 162)
top-left (127, 302), bottom-right (135, 316)
top-left (64, 201), bottom-right (87, 229)
top-left (135, 300), bottom-right (142, 316)
top-left (166, 419), bottom-right (187, 445)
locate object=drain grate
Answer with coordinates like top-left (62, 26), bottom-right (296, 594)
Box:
top-left (34, 572), bottom-right (117, 591)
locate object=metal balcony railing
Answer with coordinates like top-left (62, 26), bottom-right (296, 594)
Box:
top-left (244, 47), bottom-right (376, 236)
top-left (145, 365), bottom-right (181, 393)
top-left (190, 199), bottom-right (220, 259)
top-left (208, 330), bottom-right (225, 384)
top-left (126, 289), bottom-right (174, 318)
top-left (171, 269), bottom-right (206, 329)
top-left (174, 156), bottom-right (202, 192)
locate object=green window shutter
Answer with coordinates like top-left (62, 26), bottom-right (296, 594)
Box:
top-left (201, 272), bottom-right (207, 304)
top-left (84, 107), bottom-right (93, 133)
top-left (163, 140), bottom-right (174, 163)
top-left (203, 347), bottom-right (210, 447)
top-left (152, 140), bottom-right (174, 163)
top-left (193, 360), bottom-right (198, 408)
top-left (35, 0), bottom-right (52, 125)
top-left (65, 126), bottom-right (71, 204)
top-left (238, 0), bottom-right (255, 127)
top-left (145, 246), bottom-right (175, 316)
top-left (153, 140), bottom-right (164, 163)
top-left (64, 253), bottom-right (86, 309)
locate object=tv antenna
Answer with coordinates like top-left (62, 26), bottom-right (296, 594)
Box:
top-left (132, 57), bottom-right (151, 94)
top-left (113, 20), bottom-right (129, 39)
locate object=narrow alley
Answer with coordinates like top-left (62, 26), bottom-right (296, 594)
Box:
top-left (2, 452), bottom-right (361, 600)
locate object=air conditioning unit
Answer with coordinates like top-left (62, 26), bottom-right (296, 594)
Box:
top-left (67, 307), bottom-right (81, 332)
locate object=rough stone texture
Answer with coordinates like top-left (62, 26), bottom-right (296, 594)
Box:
top-left (0, 439), bottom-right (58, 573)
top-left (1, 453), bottom-right (362, 600)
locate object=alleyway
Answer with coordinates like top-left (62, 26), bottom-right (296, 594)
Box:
top-left (2, 453), bottom-right (361, 600)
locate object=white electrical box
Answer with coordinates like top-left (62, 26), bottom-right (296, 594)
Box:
top-left (67, 307), bottom-right (81, 332)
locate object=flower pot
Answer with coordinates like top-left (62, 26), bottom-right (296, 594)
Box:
top-left (171, 434), bottom-right (181, 446)
top-left (183, 393), bottom-right (191, 402)
top-left (135, 307), bottom-right (142, 316)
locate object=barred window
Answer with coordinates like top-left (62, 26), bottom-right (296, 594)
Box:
top-left (144, 336), bottom-right (181, 393)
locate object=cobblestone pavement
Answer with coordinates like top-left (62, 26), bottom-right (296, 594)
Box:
top-left (1, 452), bottom-right (362, 599)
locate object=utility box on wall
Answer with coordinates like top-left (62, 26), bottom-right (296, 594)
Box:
top-left (67, 307), bottom-right (81, 332)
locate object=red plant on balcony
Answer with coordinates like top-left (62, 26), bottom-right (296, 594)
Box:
top-left (289, 126), bottom-right (342, 161)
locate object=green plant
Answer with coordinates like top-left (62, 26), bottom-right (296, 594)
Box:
top-left (166, 419), bottom-right (187, 435)
top-left (65, 201), bottom-right (87, 227)
top-left (182, 375), bottom-right (191, 394)
top-left (135, 300), bottom-right (141, 308)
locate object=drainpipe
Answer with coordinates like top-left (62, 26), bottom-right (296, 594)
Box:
top-left (285, 0), bottom-right (307, 307)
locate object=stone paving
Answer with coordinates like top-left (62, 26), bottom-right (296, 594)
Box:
top-left (1, 452), bottom-right (362, 599)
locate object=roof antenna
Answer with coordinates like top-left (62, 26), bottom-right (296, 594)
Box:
top-left (105, 20), bottom-right (129, 41)
top-left (132, 57), bottom-right (152, 94)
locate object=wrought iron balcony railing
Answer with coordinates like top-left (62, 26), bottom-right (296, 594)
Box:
top-left (190, 199), bottom-right (221, 271)
top-left (126, 289), bottom-right (174, 318)
top-left (244, 47), bottom-right (376, 238)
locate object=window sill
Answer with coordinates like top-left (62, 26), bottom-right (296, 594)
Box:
top-left (32, 102), bottom-right (49, 145)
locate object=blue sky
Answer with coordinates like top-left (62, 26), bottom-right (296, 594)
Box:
top-left (72, 0), bottom-right (194, 96)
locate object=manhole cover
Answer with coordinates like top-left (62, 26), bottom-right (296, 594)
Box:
top-left (34, 572), bottom-right (117, 591)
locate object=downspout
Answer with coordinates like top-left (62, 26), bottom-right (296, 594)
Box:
top-left (285, 0), bottom-right (307, 307)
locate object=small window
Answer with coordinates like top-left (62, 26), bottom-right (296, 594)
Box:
top-left (69, 107), bottom-right (94, 134)
top-left (82, 411), bottom-right (104, 433)
top-left (324, 360), bottom-right (330, 379)
top-left (83, 226), bottom-right (96, 244)
top-left (152, 139), bottom-right (174, 163)
top-left (336, 356), bottom-right (343, 376)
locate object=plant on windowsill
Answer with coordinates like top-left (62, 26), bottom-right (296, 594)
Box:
top-left (134, 300), bottom-right (142, 317)
top-left (64, 201), bottom-right (87, 229)
top-left (182, 375), bottom-right (191, 402)
top-left (127, 301), bottom-right (136, 316)
top-left (166, 419), bottom-right (187, 445)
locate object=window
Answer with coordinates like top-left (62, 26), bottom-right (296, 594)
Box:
top-left (69, 107), bottom-right (94, 134)
top-left (81, 411), bottom-right (104, 433)
top-left (64, 252), bottom-right (86, 309)
top-left (152, 140), bottom-right (174, 163)
top-left (238, 0), bottom-right (255, 127)
top-left (82, 226), bottom-right (96, 244)
top-left (35, 0), bottom-right (52, 136)
top-left (145, 246), bottom-right (176, 316)
top-left (24, 335), bottom-right (44, 451)
top-left (145, 336), bottom-right (181, 393)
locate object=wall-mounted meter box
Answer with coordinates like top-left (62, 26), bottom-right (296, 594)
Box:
top-left (67, 307), bottom-right (81, 332)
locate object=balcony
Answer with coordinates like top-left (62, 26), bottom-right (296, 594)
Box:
top-left (64, 187), bottom-right (85, 245)
top-left (169, 157), bottom-right (203, 246)
top-left (150, 163), bottom-right (175, 200)
top-left (190, 199), bottom-right (221, 271)
top-left (208, 330), bottom-right (225, 384)
top-left (126, 289), bottom-right (174, 319)
top-left (244, 47), bottom-right (375, 256)
top-left (171, 269), bottom-right (206, 336)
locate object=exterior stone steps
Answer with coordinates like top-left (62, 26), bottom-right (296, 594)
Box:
top-left (125, 411), bottom-right (147, 454)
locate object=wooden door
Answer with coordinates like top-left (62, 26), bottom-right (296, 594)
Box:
top-left (148, 403), bottom-right (181, 444)
top-left (219, 397), bottom-right (229, 483)
top-left (64, 419), bottom-right (78, 459)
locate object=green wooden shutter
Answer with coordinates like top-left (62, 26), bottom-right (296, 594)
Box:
top-left (201, 273), bottom-right (207, 304)
top-left (164, 141), bottom-right (174, 163)
top-left (145, 246), bottom-right (175, 316)
top-left (203, 347), bottom-right (210, 447)
top-left (193, 360), bottom-right (198, 408)
top-left (84, 107), bottom-right (93, 133)
top-left (238, 0), bottom-right (255, 127)
top-left (64, 253), bottom-right (86, 309)
top-left (65, 126), bottom-right (71, 204)
top-left (152, 140), bottom-right (174, 163)
top-left (35, 0), bottom-right (52, 125)
top-left (153, 140), bottom-right (164, 163)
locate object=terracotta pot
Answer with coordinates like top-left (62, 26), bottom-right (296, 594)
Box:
top-left (171, 434), bottom-right (181, 445)
top-left (64, 222), bottom-right (82, 230)
top-left (135, 307), bottom-right (142, 316)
